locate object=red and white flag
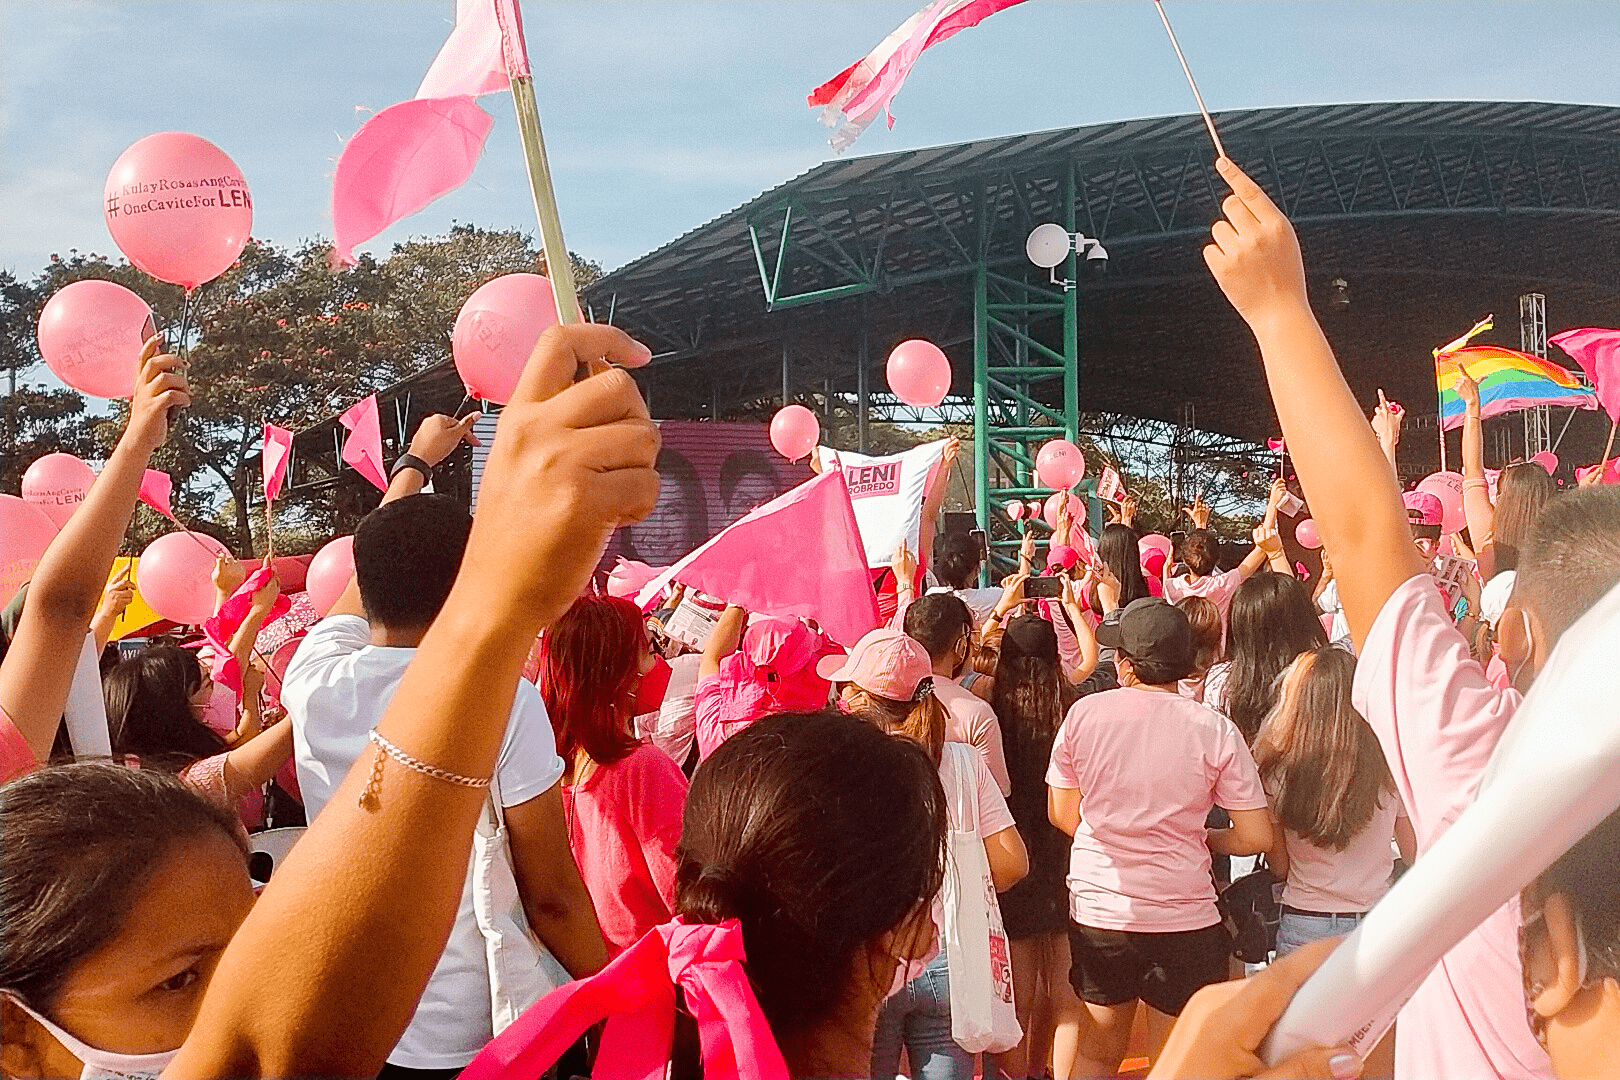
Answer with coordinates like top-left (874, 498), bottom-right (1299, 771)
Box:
top-left (809, 0), bottom-right (1033, 152)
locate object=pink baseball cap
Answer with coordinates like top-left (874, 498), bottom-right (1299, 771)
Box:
top-left (1046, 544), bottom-right (1080, 572)
top-left (815, 628), bottom-right (934, 703)
top-left (1140, 546), bottom-right (1168, 577)
top-left (1402, 490), bottom-right (1444, 527)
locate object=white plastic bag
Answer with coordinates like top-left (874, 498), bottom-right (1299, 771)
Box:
top-left (940, 742), bottom-right (1021, 1054)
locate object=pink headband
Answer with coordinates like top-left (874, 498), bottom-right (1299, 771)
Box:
top-left (460, 918), bottom-right (789, 1080)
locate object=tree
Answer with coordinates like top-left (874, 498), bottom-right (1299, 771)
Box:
top-left (0, 269), bottom-right (102, 492)
top-left (5, 229), bottom-right (604, 554)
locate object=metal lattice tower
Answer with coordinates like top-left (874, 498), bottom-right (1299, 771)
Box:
top-left (1520, 293), bottom-right (1551, 456)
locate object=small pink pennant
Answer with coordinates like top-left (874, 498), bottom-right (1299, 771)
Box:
top-left (139, 470), bottom-right (178, 522)
top-left (339, 395), bottom-right (389, 492)
top-left (263, 424), bottom-right (294, 504)
top-left (202, 565), bottom-right (291, 699)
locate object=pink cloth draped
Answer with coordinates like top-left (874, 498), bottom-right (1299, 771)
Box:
top-left (1550, 327), bottom-right (1620, 423)
top-left (461, 919), bottom-right (789, 1080)
top-left (201, 564), bottom-right (291, 696)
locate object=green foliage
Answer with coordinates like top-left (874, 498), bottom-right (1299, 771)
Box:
top-left (1, 229), bottom-right (601, 554)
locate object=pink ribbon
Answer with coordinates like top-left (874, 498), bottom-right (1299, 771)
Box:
top-left (461, 918), bottom-right (790, 1080)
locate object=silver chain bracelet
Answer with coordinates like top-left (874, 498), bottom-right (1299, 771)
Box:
top-left (360, 728), bottom-right (491, 809)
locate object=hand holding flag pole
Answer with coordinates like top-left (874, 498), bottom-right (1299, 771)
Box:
top-left (1152, 0), bottom-right (1224, 159)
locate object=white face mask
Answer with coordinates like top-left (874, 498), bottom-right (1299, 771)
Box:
top-left (4, 994), bottom-right (180, 1080)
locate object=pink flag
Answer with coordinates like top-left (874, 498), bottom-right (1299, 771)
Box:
top-left (263, 424), bottom-right (294, 504)
top-left (332, 0), bottom-right (531, 265)
top-left (635, 470), bottom-right (880, 647)
top-left (1550, 327), bottom-right (1620, 423)
top-left (1576, 457), bottom-right (1620, 487)
top-left (139, 469), bottom-right (178, 521)
top-left (809, 0), bottom-right (1033, 151)
top-left (339, 395), bottom-right (390, 492)
top-left (417, 0), bottom-right (529, 98)
top-left (202, 564), bottom-right (291, 697)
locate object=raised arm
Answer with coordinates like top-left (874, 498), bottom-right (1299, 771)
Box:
top-left (0, 338), bottom-right (188, 761)
top-left (327, 412), bottom-right (482, 621)
top-left (1203, 159), bottom-right (1425, 648)
top-left (170, 324), bottom-right (659, 1080)
top-left (699, 604), bottom-right (747, 681)
top-left (916, 437), bottom-right (960, 576)
top-left (1454, 369), bottom-right (1498, 578)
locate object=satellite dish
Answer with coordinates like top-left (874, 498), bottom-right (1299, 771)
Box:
top-left (1025, 223), bottom-right (1072, 269)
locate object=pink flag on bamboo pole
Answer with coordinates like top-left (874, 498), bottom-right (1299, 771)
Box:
top-left (1551, 327), bottom-right (1620, 423)
top-left (263, 424), bottom-right (294, 504)
top-left (201, 564), bottom-right (291, 698)
top-left (809, 0), bottom-right (1033, 152)
top-left (331, 0), bottom-right (532, 265)
top-left (339, 395), bottom-right (390, 493)
top-left (634, 469), bottom-right (880, 647)
top-left (138, 469), bottom-right (178, 522)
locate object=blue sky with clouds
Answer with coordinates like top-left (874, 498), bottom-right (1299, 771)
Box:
top-left (5, 1), bottom-right (1620, 281)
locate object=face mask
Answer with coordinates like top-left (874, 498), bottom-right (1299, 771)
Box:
top-left (3, 994), bottom-right (179, 1080)
top-left (634, 655), bottom-right (673, 716)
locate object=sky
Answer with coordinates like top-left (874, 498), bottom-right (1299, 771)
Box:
top-left (5, 2), bottom-right (1620, 284)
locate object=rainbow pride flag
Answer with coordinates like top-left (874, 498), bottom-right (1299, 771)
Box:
top-left (1436, 346), bottom-right (1597, 430)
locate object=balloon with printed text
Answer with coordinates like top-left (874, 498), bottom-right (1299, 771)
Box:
top-left (452, 273), bottom-right (561, 405)
top-left (768, 405), bottom-right (820, 462)
top-left (37, 280), bottom-right (155, 399)
top-left (0, 496), bottom-right (61, 609)
top-left (137, 531), bottom-right (231, 625)
top-left (1035, 439), bottom-right (1087, 490)
top-left (104, 133), bottom-right (252, 290)
top-left (1415, 470), bottom-right (1467, 535)
top-left (886, 340), bottom-right (952, 408)
top-left (22, 454), bottom-right (97, 529)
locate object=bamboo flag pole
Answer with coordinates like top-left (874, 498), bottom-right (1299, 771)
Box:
top-left (1153, 0), bottom-right (1225, 159)
top-left (495, 2), bottom-right (583, 327)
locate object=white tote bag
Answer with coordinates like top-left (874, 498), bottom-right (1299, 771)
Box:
top-left (472, 772), bottom-right (572, 1033)
top-left (940, 742), bottom-right (1022, 1054)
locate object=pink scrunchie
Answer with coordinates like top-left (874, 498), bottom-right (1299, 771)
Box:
top-left (460, 918), bottom-right (790, 1080)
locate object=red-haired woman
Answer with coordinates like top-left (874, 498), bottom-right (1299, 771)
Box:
top-left (539, 594), bottom-right (689, 956)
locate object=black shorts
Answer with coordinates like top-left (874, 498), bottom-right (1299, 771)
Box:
top-left (1067, 920), bottom-right (1231, 1016)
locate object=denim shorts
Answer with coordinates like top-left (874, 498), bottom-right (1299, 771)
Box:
top-left (1276, 908), bottom-right (1366, 957)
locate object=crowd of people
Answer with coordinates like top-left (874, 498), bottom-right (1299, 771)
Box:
top-left (1, 158), bottom-right (1619, 1080)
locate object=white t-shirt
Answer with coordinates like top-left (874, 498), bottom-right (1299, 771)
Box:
top-left (283, 615), bottom-right (565, 1069)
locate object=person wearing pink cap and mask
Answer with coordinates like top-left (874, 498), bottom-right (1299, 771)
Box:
top-left (822, 627), bottom-right (1028, 1080)
top-left (693, 605), bottom-right (833, 761)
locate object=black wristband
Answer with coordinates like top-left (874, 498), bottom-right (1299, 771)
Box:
top-left (390, 453), bottom-right (433, 483)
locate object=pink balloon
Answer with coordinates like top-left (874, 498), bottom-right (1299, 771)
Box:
top-left (1042, 491), bottom-right (1083, 530)
top-left (0, 495), bottom-right (61, 609)
top-left (104, 133), bottom-right (252, 289)
top-left (768, 405), bottom-right (820, 462)
top-left (1006, 501), bottom-right (1025, 521)
top-left (137, 531), bottom-right (230, 625)
top-left (305, 535), bottom-right (356, 618)
top-left (21, 453), bottom-right (97, 529)
top-left (1416, 470), bottom-right (1467, 535)
top-left (1294, 517), bottom-right (1323, 550)
top-left (1035, 439), bottom-right (1087, 489)
top-left (886, 340), bottom-right (952, 408)
top-left (36, 280), bottom-right (155, 399)
top-left (452, 273), bottom-right (562, 404)
top-left (1027, 500), bottom-right (1044, 523)
top-left (1531, 451), bottom-right (1559, 476)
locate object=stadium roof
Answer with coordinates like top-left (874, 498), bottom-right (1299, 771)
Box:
top-left (293, 100), bottom-right (1620, 492)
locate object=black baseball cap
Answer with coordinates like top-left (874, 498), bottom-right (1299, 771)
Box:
top-left (1095, 598), bottom-right (1195, 676)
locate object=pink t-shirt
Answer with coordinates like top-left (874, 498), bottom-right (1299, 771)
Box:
top-left (1352, 575), bottom-right (1551, 1080)
top-left (563, 744), bottom-right (688, 957)
top-left (1046, 686), bottom-right (1267, 932)
top-left (1163, 567), bottom-right (1243, 616)
top-left (1275, 791), bottom-right (1406, 913)
top-left (0, 705), bottom-right (38, 787)
top-left (935, 675), bottom-right (1011, 796)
